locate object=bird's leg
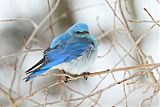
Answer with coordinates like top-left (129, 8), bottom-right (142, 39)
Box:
top-left (64, 77), bottom-right (69, 83)
top-left (61, 70), bottom-right (70, 83)
top-left (80, 72), bottom-right (90, 80)
top-left (61, 70), bottom-right (78, 83)
top-left (60, 70), bottom-right (90, 82)
top-left (59, 70), bottom-right (69, 83)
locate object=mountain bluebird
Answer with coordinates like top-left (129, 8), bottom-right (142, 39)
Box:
top-left (24, 23), bottom-right (98, 82)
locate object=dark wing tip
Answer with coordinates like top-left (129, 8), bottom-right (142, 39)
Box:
top-left (25, 79), bottom-right (29, 82)
top-left (23, 75), bottom-right (36, 82)
top-left (23, 76), bottom-right (29, 82)
top-left (25, 57), bottom-right (46, 74)
top-left (25, 70), bottom-right (33, 74)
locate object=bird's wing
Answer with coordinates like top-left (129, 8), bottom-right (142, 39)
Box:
top-left (42, 38), bottom-right (89, 70)
top-left (24, 38), bottom-right (89, 82)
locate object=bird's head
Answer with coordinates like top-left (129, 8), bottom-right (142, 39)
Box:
top-left (67, 23), bottom-right (89, 37)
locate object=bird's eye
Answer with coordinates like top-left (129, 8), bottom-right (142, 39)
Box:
top-left (75, 31), bottom-right (89, 34)
top-left (75, 31), bottom-right (81, 34)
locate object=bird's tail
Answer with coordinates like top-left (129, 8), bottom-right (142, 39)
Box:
top-left (24, 55), bottom-right (67, 82)
top-left (24, 68), bottom-right (49, 82)
top-left (24, 57), bottom-right (48, 82)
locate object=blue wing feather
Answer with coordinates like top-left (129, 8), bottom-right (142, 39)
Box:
top-left (50, 32), bottom-right (71, 48)
top-left (46, 38), bottom-right (88, 62)
top-left (25, 36), bottom-right (89, 82)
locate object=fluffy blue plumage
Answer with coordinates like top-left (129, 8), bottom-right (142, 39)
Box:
top-left (24, 23), bottom-right (98, 82)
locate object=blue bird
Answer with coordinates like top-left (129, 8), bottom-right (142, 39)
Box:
top-left (24, 23), bottom-right (98, 82)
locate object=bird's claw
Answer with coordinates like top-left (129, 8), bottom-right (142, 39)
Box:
top-left (63, 72), bottom-right (90, 82)
top-left (80, 72), bottom-right (90, 80)
top-left (64, 76), bottom-right (69, 83)
top-left (64, 73), bottom-right (77, 83)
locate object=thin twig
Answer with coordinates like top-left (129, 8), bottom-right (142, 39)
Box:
top-left (0, 18), bottom-right (37, 28)
top-left (144, 8), bottom-right (160, 27)
top-left (47, 0), bottom-right (55, 38)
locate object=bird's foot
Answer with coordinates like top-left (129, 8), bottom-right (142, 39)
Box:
top-left (59, 70), bottom-right (70, 83)
top-left (62, 71), bottom-right (90, 82)
top-left (63, 72), bottom-right (78, 83)
top-left (80, 72), bottom-right (90, 80)
top-left (64, 76), bottom-right (69, 83)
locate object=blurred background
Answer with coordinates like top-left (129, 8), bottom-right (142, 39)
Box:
top-left (0, 0), bottom-right (159, 107)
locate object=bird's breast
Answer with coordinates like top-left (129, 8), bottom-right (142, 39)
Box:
top-left (56, 44), bottom-right (98, 74)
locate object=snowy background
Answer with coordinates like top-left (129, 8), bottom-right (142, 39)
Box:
top-left (0, 0), bottom-right (159, 107)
